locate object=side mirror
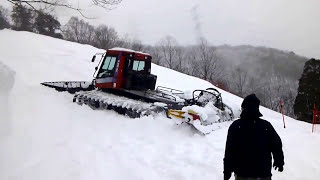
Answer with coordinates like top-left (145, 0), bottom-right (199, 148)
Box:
top-left (91, 55), bottom-right (96, 62)
top-left (95, 66), bottom-right (98, 70)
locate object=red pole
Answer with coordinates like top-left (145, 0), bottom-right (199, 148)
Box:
top-left (280, 100), bottom-right (286, 128)
top-left (312, 104), bottom-right (315, 132)
top-left (313, 104), bottom-right (317, 133)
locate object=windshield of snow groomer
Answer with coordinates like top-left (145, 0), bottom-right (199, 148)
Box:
top-left (98, 56), bottom-right (117, 78)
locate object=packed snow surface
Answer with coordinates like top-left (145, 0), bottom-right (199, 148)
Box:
top-left (0, 29), bottom-right (320, 180)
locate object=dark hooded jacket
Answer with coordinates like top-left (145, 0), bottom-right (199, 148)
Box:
top-left (224, 94), bottom-right (284, 178)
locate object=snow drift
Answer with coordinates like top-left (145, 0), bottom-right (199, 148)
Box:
top-left (0, 61), bottom-right (15, 137)
top-left (0, 29), bottom-right (319, 180)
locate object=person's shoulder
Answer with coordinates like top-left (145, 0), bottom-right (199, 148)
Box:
top-left (259, 118), bottom-right (272, 125)
top-left (229, 119), bottom-right (242, 129)
top-left (258, 118), bottom-right (275, 129)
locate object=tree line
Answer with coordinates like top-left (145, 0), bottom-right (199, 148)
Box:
top-left (0, 4), bottom-right (62, 38)
top-left (1, 5), bottom-right (310, 119)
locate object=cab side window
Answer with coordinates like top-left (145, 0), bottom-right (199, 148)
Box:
top-left (132, 60), bottom-right (145, 71)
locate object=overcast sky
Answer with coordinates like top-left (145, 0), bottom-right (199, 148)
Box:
top-left (2, 0), bottom-right (320, 58)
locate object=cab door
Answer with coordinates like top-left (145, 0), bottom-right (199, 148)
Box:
top-left (95, 54), bottom-right (121, 89)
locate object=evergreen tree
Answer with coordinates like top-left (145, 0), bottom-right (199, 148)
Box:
top-left (294, 58), bottom-right (320, 122)
top-left (11, 4), bottom-right (33, 32)
top-left (35, 11), bottom-right (62, 38)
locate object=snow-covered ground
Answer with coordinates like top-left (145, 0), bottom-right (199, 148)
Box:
top-left (0, 61), bottom-right (15, 137)
top-left (0, 29), bottom-right (319, 180)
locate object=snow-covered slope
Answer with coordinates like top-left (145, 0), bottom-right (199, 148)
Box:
top-left (0, 29), bottom-right (319, 180)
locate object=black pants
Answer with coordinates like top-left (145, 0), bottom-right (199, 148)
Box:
top-left (235, 175), bottom-right (271, 180)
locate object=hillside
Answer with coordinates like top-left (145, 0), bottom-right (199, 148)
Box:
top-left (216, 45), bottom-right (308, 81)
top-left (0, 29), bottom-right (319, 180)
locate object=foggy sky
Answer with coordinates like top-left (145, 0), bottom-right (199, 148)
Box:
top-left (2, 0), bottom-right (320, 58)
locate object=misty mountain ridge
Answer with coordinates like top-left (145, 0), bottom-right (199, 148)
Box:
top-left (215, 44), bottom-right (308, 82)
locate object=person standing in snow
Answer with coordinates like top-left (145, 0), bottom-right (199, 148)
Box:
top-left (223, 94), bottom-right (284, 180)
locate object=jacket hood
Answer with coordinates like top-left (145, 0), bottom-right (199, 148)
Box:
top-left (240, 94), bottom-right (263, 119)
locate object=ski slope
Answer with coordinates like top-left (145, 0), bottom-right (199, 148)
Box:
top-left (0, 29), bottom-right (319, 180)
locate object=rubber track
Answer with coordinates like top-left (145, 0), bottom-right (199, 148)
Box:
top-left (73, 90), bottom-right (165, 118)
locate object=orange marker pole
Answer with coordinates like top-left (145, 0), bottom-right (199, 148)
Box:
top-left (280, 100), bottom-right (286, 128)
top-left (312, 104), bottom-right (317, 133)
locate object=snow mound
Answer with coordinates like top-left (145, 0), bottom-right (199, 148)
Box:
top-left (0, 61), bottom-right (15, 93)
top-left (0, 61), bottom-right (15, 137)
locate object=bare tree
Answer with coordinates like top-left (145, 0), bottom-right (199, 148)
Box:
top-left (144, 45), bottom-right (162, 65)
top-left (116, 34), bottom-right (131, 49)
top-left (246, 76), bottom-right (267, 94)
top-left (257, 76), bottom-right (297, 117)
top-left (196, 38), bottom-right (223, 81)
top-left (63, 17), bottom-right (95, 44)
top-left (117, 37), bottom-right (144, 51)
top-left (94, 25), bottom-right (119, 49)
top-left (231, 68), bottom-right (249, 96)
top-left (282, 84), bottom-right (297, 117)
top-left (130, 39), bottom-right (144, 51)
top-left (188, 51), bottom-right (200, 76)
top-left (158, 36), bottom-right (180, 69)
top-left (174, 47), bottom-right (186, 72)
top-left (7, 0), bottom-right (122, 18)
top-left (178, 46), bottom-right (198, 76)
